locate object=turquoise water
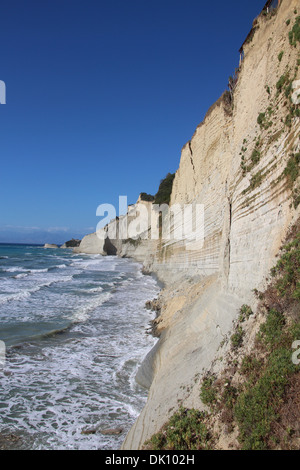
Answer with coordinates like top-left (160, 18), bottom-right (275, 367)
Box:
top-left (0, 244), bottom-right (159, 449)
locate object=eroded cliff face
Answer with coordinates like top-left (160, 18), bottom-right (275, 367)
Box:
top-left (150, 0), bottom-right (300, 299)
top-left (76, 0), bottom-right (300, 450)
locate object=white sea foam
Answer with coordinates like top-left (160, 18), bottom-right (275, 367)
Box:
top-left (83, 286), bottom-right (104, 293)
top-left (70, 258), bottom-right (105, 270)
top-left (3, 266), bottom-right (28, 273)
top-left (72, 291), bottom-right (112, 323)
top-left (14, 273), bottom-right (29, 279)
top-left (0, 251), bottom-right (161, 450)
top-left (0, 276), bottom-right (74, 305)
top-left (2, 267), bottom-right (49, 275)
top-left (29, 268), bottom-right (49, 273)
top-left (90, 286), bottom-right (104, 292)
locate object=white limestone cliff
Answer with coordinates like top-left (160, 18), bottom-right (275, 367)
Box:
top-left (76, 0), bottom-right (300, 450)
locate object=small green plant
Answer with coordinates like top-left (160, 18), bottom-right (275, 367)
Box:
top-left (292, 185), bottom-right (300, 209)
top-left (278, 51), bottom-right (284, 62)
top-left (250, 170), bottom-right (263, 190)
top-left (289, 16), bottom-right (300, 46)
top-left (240, 142), bottom-right (249, 173)
top-left (270, 230), bottom-right (300, 300)
top-left (284, 81), bottom-right (293, 100)
top-left (257, 309), bottom-right (285, 349)
top-left (257, 112), bottom-right (273, 130)
top-left (257, 112), bottom-right (266, 127)
top-left (251, 149), bottom-right (261, 165)
top-left (268, 129), bottom-right (284, 146)
top-left (253, 288), bottom-right (264, 300)
top-left (239, 305), bottom-right (253, 322)
top-left (241, 161), bottom-right (247, 174)
top-left (286, 19), bottom-right (291, 26)
top-left (200, 375), bottom-right (217, 407)
top-left (231, 326), bottom-right (244, 349)
top-left (127, 237), bottom-right (142, 247)
top-left (242, 168), bottom-right (265, 193)
top-left (285, 112), bottom-right (292, 127)
top-left (284, 152), bottom-right (300, 184)
top-left (276, 74), bottom-right (288, 93)
top-left (255, 135), bottom-right (262, 148)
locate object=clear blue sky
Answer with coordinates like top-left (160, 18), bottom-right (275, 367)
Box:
top-left (0, 0), bottom-right (266, 244)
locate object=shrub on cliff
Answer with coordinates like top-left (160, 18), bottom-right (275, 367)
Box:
top-left (231, 326), bottom-right (245, 349)
top-left (143, 408), bottom-right (212, 450)
top-left (276, 74), bottom-right (288, 93)
top-left (270, 228), bottom-right (300, 300)
top-left (233, 221), bottom-right (300, 450)
top-left (289, 16), bottom-right (300, 46)
top-left (200, 374), bottom-right (217, 408)
top-left (140, 193), bottom-right (155, 202)
top-left (154, 173), bottom-right (175, 205)
top-left (234, 346), bottom-right (297, 450)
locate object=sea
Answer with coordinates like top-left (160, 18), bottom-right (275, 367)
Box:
top-left (0, 243), bottom-right (160, 450)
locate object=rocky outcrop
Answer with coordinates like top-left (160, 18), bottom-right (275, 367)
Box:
top-left (76, 0), bottom-right (300, 450)
top-left (74, 199), bottom-right (155, 259)
top-left (73, 231), bottom-right (106, 255)
top-left (60, 239), bottom-right (81, 249)
top-left (43, 244), bottom-right (58, 249)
